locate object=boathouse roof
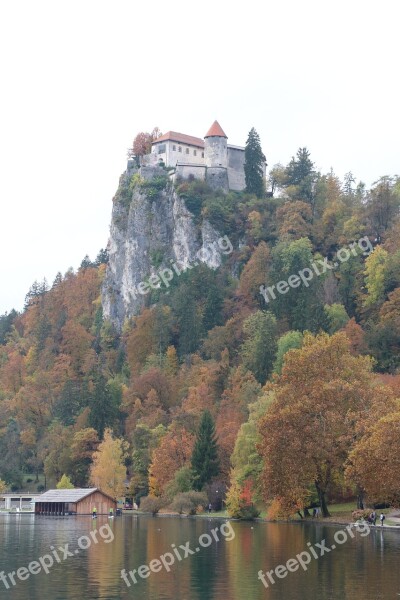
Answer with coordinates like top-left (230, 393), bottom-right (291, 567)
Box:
top-left (36, 487), bottom-right (114, 503)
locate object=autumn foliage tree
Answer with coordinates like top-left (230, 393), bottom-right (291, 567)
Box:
top-left (258, 332), bottom-right (392, 517)
top-left (225, 478), bottom-right (259, 519)
top-left (148, 426), bottom-right (194, 496)
top-left (90, 429), bottom-right (128, 499)
top-left (346, 410), bottom-right (400, 505)
top-left (216, 367), bottom-right (260, 479)
top-left (56, 474), bottom-right (74, 489)
top-left (128, 127), bottom-right (162, 162)
top-left (236, 242), bottom-right (271, 307)
top-left (276, 201), bottom-right (312, 240)
top-left (70, 427), bottom-right (99, 486)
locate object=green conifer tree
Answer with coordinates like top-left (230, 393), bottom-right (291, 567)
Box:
top-left (191, 411), bottom-right (219, 491)
top-left (88, 371), bottom-right (121, 438)
top-left (244, 127), bottom-right (265, 197)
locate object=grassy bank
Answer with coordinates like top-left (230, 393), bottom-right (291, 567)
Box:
top-left (130, 502), bottom-right (399, 527)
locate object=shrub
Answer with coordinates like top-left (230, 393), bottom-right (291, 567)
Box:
top-left (37, 484), bottom-right (45, 492)
top-left (352, 509), bottom-right (373, 521)
top-left (114, 174), bottom-right (134, 209)
top-left (239, 504), bottom-right (260, 520)
top-left (150, 249), bottom-right (164, 268)
top-left (140, 495), bottom-right (166, 515)
top-left (170, 491), bottom-right (208, 515)
top-left (226, 480), bottom-right (260, 520)
top-left (202, 192), bottom-right (239, 235)
top-left (140, 175), bottom-right (169, 199)
top-left (128, 172), bottom-right (144, 191)
top-left (176, 179), bottom-right (211, 221)
top-left (165, 467), bottom-right (194, 501)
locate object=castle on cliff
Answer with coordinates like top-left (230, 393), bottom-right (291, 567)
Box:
top-left (139, 120), bottom-right (267, 192)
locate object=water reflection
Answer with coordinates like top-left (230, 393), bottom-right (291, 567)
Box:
top-left (0, 515), bottom-right (400, 599)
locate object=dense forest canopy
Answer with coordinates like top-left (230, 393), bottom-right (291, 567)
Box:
top-left (1, 143), bottom-right (399, 517)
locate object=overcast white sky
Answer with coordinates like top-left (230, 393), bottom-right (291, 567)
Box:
top-left (0, 0), bottom-right (398, 314)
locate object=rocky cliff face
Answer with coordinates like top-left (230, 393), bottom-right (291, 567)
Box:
top-left (102, 167), bottom-right (224, 330)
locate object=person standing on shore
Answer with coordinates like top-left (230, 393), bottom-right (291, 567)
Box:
top-left (380, 512), bottom-right (385, 526)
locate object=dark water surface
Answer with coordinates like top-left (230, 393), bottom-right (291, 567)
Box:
top-left (0, 514), bottom-right (400, 599)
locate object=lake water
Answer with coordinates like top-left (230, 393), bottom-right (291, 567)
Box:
top-left (1, 514), bottom-right (400, 599)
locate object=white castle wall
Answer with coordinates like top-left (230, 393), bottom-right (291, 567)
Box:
top-left (175, 163), bottom-right (206, 181)
top-left (153, 140), bottom-right (204, 168)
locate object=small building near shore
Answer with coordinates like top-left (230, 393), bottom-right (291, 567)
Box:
top-left (35, 488), bottom-right (116, 516)
top-left (0, 493), bottom-right (37, 512)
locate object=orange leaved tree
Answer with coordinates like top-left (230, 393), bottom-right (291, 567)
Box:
top-left (258, 332), bottom-right (393, 517)
top-left (345, 410), bottom-right (400, 505)
top-left (148, 425), bottom-right (194, 496)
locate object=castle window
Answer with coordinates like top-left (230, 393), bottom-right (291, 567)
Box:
top-left (173, 145), bottom-right (176, 151)
top-left (194, 150), bottom-right (197, 156)
top-left (186, 148), bottom-right (189, 154)
top-left (178, 147), bottom-right (182, 152)
top-left (202, 152), bottom-right (204, 158)
top-left (157, 144), bottom-right (166, 154)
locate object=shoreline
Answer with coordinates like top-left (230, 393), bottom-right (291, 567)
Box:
top-left (2, 510), bottom-right (400, 531)
top-left (124, 511), bottom-right (400, 530)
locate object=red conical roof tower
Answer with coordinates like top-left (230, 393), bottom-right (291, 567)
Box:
top-left (204, 120), bottom-right (227, 138)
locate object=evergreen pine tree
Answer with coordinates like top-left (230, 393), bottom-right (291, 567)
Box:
top-left (244, 127), bottom-right (265, 197)
top-left (51, 272), bottom-right (63, 289)
top-left (191, 411), bottom-right (219, 491)
top-left (54, 380), bottom-right (90, 426)
top-left (80, 255), bottom-right (93, 270)
top-left (95, 248), bottom-right (109, 266)
top-left (286, 147), bottom-right (315, 185)
top-left (172, 282), bottom-right (203, 357)
top-left (285, 147), bottom-right (318, 209)
top-left (0, 309), bottom-right (18, 345)
top-left (88, 371), bottom-right (121, 438)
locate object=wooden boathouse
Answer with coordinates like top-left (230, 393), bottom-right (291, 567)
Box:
top-left (35, 488), bottom-right (116, 516)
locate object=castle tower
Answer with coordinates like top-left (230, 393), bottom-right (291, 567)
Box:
top-left (204, 120), bottom-right (228, 167)
top-left (204, 120), bottom-right (229, 191)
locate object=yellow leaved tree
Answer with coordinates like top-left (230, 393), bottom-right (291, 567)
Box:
top-left (89, 429), bottom-right (128, 499)
top-left (56, 474), bottom-right (74, 489)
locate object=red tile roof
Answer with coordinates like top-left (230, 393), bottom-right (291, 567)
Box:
top-left (204, 120), bottom-right (227, 138)
top-left (152, 131), bottom-right (205, 148)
